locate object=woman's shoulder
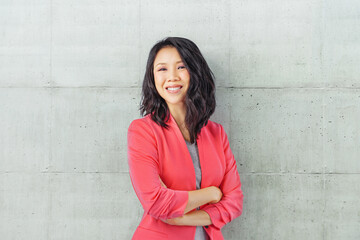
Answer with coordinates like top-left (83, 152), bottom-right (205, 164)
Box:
top-left (128, 114), bottom-right (153, 129)
top-left (128, 114), bottom-right (166, 138)
top-left (201, 119), bottom-right (228, 139)
top-left (204, 119), bottom-right (224, 132)
top-left (127, 115), bottom-right (158, 144)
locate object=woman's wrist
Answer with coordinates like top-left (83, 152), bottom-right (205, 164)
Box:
top-left (161, 215), bottom-right (185, 225)
top-left (169, 210), bottom-right (212, 226)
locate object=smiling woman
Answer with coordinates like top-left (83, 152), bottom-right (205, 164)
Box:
top-left (127, 37), bottom-right (243, 240)
top-left (153, 46), bottom-right (190, 137)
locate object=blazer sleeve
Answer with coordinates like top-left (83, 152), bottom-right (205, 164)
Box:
top-left (127, 119), bottom-right (189, 220)
top-left (201, 124), bottom-right (243, 230)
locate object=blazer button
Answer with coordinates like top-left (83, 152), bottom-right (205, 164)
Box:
top-left (205, 226), bottom-right (209, 228)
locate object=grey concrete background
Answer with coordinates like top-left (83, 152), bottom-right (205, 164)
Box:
top-left (0, 0), bottom-right (359, 239)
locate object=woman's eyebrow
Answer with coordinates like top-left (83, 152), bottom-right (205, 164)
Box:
top-left (154, 60), bottom-right (183, 67)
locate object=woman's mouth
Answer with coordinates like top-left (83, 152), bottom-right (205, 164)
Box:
top-left (166, 86), bottom-right (182, 94)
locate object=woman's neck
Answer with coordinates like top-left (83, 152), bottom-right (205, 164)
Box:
top-left (168, 104), bottom-right (190, 141)
top-left (168, 104), bottom-right (186, 129)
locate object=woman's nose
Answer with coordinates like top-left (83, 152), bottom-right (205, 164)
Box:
top-left (168, 68), bottom-right (180, 81)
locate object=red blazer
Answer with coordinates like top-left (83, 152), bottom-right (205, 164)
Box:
top-left (127, 113), bottom-right (243, 240)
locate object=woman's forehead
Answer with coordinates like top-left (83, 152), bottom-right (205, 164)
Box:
top-left (154, 47), bottom-right (183, 65)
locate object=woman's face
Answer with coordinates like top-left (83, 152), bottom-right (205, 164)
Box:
top-left (153, 47), bottom-right (190, 110)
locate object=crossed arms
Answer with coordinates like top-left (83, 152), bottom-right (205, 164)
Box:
top-left (127, 120), bottom-right (243, 229)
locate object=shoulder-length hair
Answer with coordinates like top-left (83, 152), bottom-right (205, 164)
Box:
top-left (139, 37), bottom-right (216, 144)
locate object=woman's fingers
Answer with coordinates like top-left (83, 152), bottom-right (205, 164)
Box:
top-left (161, 216), bottom-right (182, 225)
top-left (159, 176), bottom-right (167, 188)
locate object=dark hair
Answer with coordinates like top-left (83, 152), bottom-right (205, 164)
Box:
top-left (139, 37), bottom-right (216, 144)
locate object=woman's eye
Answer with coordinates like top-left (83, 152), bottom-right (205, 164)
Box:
top-left (178, 66), bottom-right (186, 69)
top-left (158, 68), bottom-right (166, 71)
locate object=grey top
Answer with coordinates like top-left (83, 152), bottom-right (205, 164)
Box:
top-left (185, 140), bottom-right (209, 240)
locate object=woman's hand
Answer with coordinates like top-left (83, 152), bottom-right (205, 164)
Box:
top-left (159, 176), bottom-right (167, 188)
top-left (161, 216), bottom-right (183, 225)
top-left (209, 186), bottom-right (223, 204)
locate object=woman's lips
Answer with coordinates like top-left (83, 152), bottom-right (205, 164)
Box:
top-left (166, 86), bottom-right (182, 94)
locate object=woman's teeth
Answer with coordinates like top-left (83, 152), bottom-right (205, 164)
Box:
top-left (167, 87), bottom-right (181, 90)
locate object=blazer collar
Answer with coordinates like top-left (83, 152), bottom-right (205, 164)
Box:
top-left (165, 111), bottom-right (204, 144)
top-left (167, 111), bottom-right (177, 127)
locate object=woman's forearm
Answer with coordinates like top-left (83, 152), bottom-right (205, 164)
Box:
top-left (159, 177), bottom-right (222, 215)
top-left (183, 186), bottom-right (222, 214)
top-left (164, 210), bottom-right (212, 226)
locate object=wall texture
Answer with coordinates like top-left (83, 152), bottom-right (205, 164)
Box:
top-left (1, 0), bottom-right (359, 239)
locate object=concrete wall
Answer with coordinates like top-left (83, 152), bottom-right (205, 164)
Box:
top-left (1, 0), bottom-right (359, 239)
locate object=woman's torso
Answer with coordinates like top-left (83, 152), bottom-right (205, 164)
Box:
top-left (131, 114), bottom-right (227, 239)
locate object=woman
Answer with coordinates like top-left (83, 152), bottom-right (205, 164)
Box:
top-left (127, 37), bottom-right (243, 240)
